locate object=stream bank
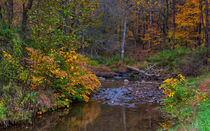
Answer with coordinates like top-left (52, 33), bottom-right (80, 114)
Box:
top-left (3, 75), bottom-right (171, 131)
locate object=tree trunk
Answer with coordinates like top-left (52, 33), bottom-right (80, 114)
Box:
top-left (82, 28), bottom-right (85, 55)
top-left (142, 11), bottom-right (146, 50)
top-left (22, 0), bottom-right (34, 34)
top-left (162, 0), bottom-right (168, 51)
top-left (199, 0), bottom-right (204, 46)
top-left (121, 0), bottom-right (129, 61)
top-left (166, 0), bottom-right (169, 31)
top-left (0, 5), bottom-right (4, 25)
top-left (148, 0), bottom-right (153, 49)
top-left (163, 0), bottom-right (169, 50)
top-left (149, 0), bottom-right (153, 26)
top-left (7, 0), bottom-right (13, 26)
top-left (63, 0), bottom-right (71, 34)
top-left (205, 0), bottom-right (209, 48)
top-left (134, 7), bottom-right (140, 55)
top-left (172, 0), bottom-right (176, 49)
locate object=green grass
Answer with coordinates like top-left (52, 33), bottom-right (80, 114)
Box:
top-left (147, 48), bottom-right (191, 68)
top-left (187, 73), bottom-right (210, 89)
top-left (169, 100), bottom-right (210, 131)
top-left (88, 60), bottom-right (100, 66)
top-left (160, 73), bottom-right (210, 131)
top-left (92, 55), bottom-right (137, 66)
top-left (147, 47), bottom-right (208, 67)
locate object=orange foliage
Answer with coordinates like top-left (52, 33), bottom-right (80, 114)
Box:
top-left (26, 47), bottom-right (101, 107)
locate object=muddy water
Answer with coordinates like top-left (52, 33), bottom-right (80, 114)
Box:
top-left (5, 80), bottom-right (165, 131)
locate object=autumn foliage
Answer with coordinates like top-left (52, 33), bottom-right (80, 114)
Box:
top-left (159, 74), bottom-right (207, 120)
top-left (25, 47), bottom-right (100, 107)
top-left (0, 0), bottom-right (101, 125)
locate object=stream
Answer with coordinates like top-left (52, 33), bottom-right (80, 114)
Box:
top-left (5, 79), bottom-right (171, 131)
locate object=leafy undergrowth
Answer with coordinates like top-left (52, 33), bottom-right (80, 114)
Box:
top-left (0, 83), bottom-right (38, 126)
top-left (159, 73), bottom-right (210, 130)
top-left (92, 55), bottom-right (138, 66)
top-left (0, 46), bottom-right (101, 127)
top-left (147, 48), bottom-right (209, 76)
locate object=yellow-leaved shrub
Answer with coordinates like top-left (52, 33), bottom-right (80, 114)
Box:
top-left (26, 47), bottom-right (101, 108)
top-left (159, 74), bottom-right (207, 120)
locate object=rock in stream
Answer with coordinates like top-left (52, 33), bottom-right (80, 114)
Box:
top-left (92, 80), bottom-right (164, 107)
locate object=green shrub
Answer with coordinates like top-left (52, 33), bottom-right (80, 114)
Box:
top-left (176, 47), bottom-right (209, 76)
top-left (0, 26), bottom-right (15, 43)
top-left (147, 48), bottom-right (209, 76)
top-left (93, 55), bottom-right (137, 66)
top-left (88, 60), bottom-right (100, 66)
top-left (26, 47), bottom-right (101, 107)
top-left (159, 73), bottom-right (209, 131)
top-left (159, 74), bottom-right (207, 121)
top-left (147, 48), bottom-right (191, 68)
top-left (0, 32), bottom-right (24, 83)
top-left (0, 82), bottom-right (38, 125)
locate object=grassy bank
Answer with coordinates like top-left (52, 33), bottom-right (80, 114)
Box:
top-left (169, 73), bottom-right (210, 131)
top-left (145, 48), bottom-right (209, 130)
top-left (170, 99), bottom-right (210, 131)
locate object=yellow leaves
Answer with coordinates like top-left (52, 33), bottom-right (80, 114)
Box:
top-left (26, 47), bottom-right (101, 107)
top-left (81, 94), bottom-right (89, 102)
top-left (37, 111), bottom-right (43, 115)
top-left (73, 55), bottom-right (77, 60)
top-left (84, 1), bottom-right (89, 5)
top-left (159, 74), bottom-right (186, 98)
top-left (178, 74), bottom-right (185, 82)
top-left (194, 91), bottom-right (207, 102)
top-left (31, 76), bottom-right (44, 88)
top-left (32, 76), bottom-right (44, 83)
top-left (26, 47), bottom-right (37, 57)
top-left (51, 69), bottom-right (60, 75)
top-left (9, 60), bottom-right (15, 63)
top-left (2, 50), bottom-right (15, 63)
top-left (175, 0), bottom-right (206, 47)
top-left (85, 91), bottom-right (91, 95)
top-left (70, 50), bottom-right (76, 54)
top-left (79, 74), bottom-right (101, 91)
top-left (3, 51), bottom-right (12, 58)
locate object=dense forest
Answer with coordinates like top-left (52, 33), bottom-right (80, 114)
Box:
top-left (0, 0), bottom-right (209, 130)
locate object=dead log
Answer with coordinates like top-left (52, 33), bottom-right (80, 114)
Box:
top-left (126, 66), bottom-right (162, 80)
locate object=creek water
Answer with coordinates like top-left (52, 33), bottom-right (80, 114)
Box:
top-left (5, 79), bottom-right (167, 131)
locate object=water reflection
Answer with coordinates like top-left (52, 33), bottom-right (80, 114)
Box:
top-left (6, 100), bottom-right (162, 131)
top-left (55, 101), bottom-right (161, 131)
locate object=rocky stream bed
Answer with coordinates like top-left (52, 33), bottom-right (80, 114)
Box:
top-left (92, 80), bottom-right (164, 107)
top-left (92, 66), bottom-right (165, 107)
